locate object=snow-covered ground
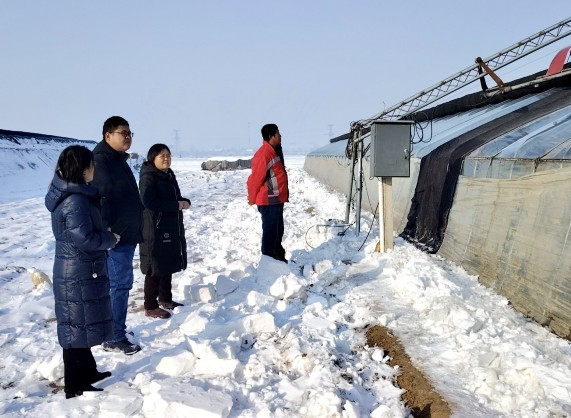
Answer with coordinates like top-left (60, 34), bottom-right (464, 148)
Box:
top-left (1, 153), bottom-right (571, 417)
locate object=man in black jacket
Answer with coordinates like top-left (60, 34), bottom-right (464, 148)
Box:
top-left (91, 116), bottom-right (144, 355)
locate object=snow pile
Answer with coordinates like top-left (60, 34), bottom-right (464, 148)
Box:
top-left (0, 154), bottom-right (570, 417)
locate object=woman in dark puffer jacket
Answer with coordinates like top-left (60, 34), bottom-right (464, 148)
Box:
top-left (45, 145), bottom-right (119, 399)
top-left (139, 144), bottom-right (190, 319)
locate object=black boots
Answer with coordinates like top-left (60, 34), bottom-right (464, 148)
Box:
top-left (63, 348), bottom-right (112, 399)
top-left (65, 384), bottom-right (104, 399)
top-left (65, 372), bottom-right (112, 398)
top-left (90, 371), bottom-right (112, 384)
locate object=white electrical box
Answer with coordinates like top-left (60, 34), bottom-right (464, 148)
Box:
top-left (370, 120), bottom-right (413, 177)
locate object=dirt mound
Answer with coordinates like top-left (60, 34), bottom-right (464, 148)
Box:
top-left (366, 325), bottom-right (451, 418)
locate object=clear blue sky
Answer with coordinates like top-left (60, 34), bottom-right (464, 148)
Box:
top-left (2, 1), bottom-right (570, 154)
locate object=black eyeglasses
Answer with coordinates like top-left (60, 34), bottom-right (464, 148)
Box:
top-left (112, 130), bottom-right (134, 138)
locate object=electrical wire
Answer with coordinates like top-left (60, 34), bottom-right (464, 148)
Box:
top-left (304, 217), bottom-right (356, 249)
top-left (357, 202), bottom-right (379, 252)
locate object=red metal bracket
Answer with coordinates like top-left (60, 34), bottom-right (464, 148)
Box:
top-left (546, 45), bottom-right (571, 76)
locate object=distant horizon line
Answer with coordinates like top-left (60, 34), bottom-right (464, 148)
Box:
top-left (0, 130), bottom-right (323, 158)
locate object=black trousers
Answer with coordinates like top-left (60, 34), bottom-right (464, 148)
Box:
top-left (258, 203), bottom-right (286, 262)
top-left (63, 347), bottom-right (97, 394)
top-left (144, 271), bottom-right (173, 310)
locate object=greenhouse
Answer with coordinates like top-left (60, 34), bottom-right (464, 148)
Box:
top-left (304, 63), bottom-right (571, 340)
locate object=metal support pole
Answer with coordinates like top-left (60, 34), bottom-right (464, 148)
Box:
top-left (355, 139), bottom-right (363, 236)
top-left (344, 139), bottom-right (357, 224)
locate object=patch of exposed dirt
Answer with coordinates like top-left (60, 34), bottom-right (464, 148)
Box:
top-left (366, 325), bottom-right (451, 418)
top-left (49, 381), bottom-right (64, 394)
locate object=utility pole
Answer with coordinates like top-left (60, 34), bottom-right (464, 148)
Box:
top-left (174, 129), bottom-right (180, 157)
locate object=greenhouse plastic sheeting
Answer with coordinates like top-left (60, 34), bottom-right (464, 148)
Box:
top-left (439, 168), bottom-right (571, 339)
top-left (464, 103), bottom-right (571, 178)
top-left (402, 88), bottom-right (571, 253)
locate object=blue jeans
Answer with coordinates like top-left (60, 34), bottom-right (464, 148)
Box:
top-left (258, 204), bottom-right (286, 262)
top-left (106, 244), bottom-right (136, 342)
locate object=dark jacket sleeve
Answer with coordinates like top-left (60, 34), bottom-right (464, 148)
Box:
top-left (139, 171), bottom-right (179, 212)
top-left (64, 196), bottom-right (116, 252)
top-left (91, 148), bottom-right (143, 244)
top-left (91, 153), bottom-right (115, 229)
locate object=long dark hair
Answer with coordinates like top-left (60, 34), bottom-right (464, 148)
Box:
top-left (56, 145), bottom-right (94, 184)
top-left (146, 143), bottom-right (171, 168)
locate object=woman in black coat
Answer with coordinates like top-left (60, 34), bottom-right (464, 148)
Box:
top-left (45, 145), bottom-right (119, 399)
top-left (139, 144), bottom-right (190, 319)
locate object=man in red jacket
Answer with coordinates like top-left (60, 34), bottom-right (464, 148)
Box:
top-left (247, 124), bottom-right (289, 262)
